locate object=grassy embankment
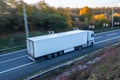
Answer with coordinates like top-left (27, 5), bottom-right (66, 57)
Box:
top-left (31, 42), bottom-right (120, 80)
top-left (0, 31), bottom-right (46, 54)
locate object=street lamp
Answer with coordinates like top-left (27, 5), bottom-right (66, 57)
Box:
top-left (111, 7), bottom-right (114, 29)
top-left (22, 0), bottom-right (29, 38)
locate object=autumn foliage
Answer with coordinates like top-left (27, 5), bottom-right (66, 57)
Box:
top-left (114, 13), bottom-right (120, 17)
top-left (79, 6), bottom-right (90, 16)
top-left (79, 6), bottom-right (93, 24)
top-left (93, 14), bottom-right (106, 20)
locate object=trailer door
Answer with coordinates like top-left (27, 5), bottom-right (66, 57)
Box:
top-left (27, 40), bottom-right (34, 58)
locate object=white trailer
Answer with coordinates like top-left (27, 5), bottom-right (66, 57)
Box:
top-left (27, 30), bottom-right (94, 61)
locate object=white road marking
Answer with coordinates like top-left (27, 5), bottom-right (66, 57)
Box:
top-left (95, 36), bottom-right (120, 44)
top-left (107, 33), bottom-right (117, 36)
top-left (95, 36), bottom-right (103, 39)
top-left (0, 49), bottom-right (26, 57)
top-left (0, 55), bottom-right (27, 64)
top-left (0, 62), bottom-right (35, 74)
top-left (0, 36), bottom-right (120, 74)
top-left (95, 29), bottom-right (120, 36)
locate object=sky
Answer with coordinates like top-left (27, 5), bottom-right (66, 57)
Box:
top-left (24, 0), bottom-right (120, 8)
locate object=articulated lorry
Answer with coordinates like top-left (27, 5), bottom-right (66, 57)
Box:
top-left (27, 30), bottom-right (94, 61)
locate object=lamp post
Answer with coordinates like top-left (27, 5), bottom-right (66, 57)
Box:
top-left (22, 0), bottom-right (29, 38)
top-left (111, 7), bottom-right (114, 29)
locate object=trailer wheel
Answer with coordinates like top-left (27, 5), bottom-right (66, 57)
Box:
top-left (80, 45), bottom-right (83, 49)
top-left (59, 51), bottom-right (64, 56)
top-left (47, 55), bottom-right (52, 59)
top-left (40, 57), bottom-right (45, 61)
top-left (54, 53), bottom-right (58, 57)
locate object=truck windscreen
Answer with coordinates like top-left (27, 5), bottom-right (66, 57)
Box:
top-left (91, 34), bottom-right (94, 37)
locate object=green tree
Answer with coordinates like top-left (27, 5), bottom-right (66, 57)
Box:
top-left (46, 13), bottom-right (68, 31)
top-left (29, 2), bottom-right (72, 31)
top-left (0, 0), bottom-right (8, 13)
top-left (57, 8), bottom-right (72, 27)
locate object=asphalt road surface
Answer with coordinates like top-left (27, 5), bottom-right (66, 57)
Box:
top-left (0, 29), bottom-right (120, 80)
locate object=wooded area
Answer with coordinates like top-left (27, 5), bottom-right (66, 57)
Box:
top-left (0, 0), bottom-right (120, 35)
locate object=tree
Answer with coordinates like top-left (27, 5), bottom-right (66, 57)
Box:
top-left (0, 0), bottom-right (8, 13)
top-left (30, 2), bottom-right (72, 31)
top-left (79, 6), bottom-right (90, 16)
top-left (114, 13), bottom-right (120, 17)
top-left (114, 16), bottom-right (120, 22)
top-left (5, 0), bottom-right (18, 8)
top-left (79, 6), bottom-right (93, 23)
top-left (46, 13), bottom-right (68, 31)
top-left (93, 14), bottom-right (106, 20)
top-left (57, 8), bottom-right (72, 27)
top-left (0, 0), bottom-right (73, 34)
top-left (29, 10), bottom-right (69, 31)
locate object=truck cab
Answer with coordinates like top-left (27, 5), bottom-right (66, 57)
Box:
top-left (87, 31), bottom-right (94, 46)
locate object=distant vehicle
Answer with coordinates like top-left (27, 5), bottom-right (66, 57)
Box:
top-left (27, 30), bottom-right (94, 61)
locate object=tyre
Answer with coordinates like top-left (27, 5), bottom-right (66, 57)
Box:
top-left (90, 42), bottom-right (93, 46)
top-left (75, 46), bottom-right (79, 50)
top-left (47, 54), bottom-right (52, 59)
top-left (53, 53), bottom-right (58, 57)
top-left (59, 51), bottom-right (64, 56)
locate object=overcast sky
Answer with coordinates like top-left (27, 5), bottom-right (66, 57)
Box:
top-left (24, 0), bottom-right (120, 8)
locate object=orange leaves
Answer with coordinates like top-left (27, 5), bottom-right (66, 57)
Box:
top-left (114, 13), bottom-right (120, 17)
top-left (79, 6), bottom-right (90, 16)
top-left (94, 14), bottom-right (106, 20)
top-left (79, 6), bottom-right (92, 23)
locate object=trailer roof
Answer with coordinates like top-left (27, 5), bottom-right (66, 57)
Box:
top-left (27, 30), bottom-right (87, 41)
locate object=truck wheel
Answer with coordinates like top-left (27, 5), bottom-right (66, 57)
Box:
top-left (75, 46), bottom-right (79, 50)
top-left (90, 42), bottom-right (93, 46)
top-left (48, 55), bottom-right (52, 59)
top-left (54, 53), bottom-right (58, 57)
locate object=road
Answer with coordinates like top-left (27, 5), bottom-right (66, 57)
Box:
top-left (0, 29), bottom-right (120, 80)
